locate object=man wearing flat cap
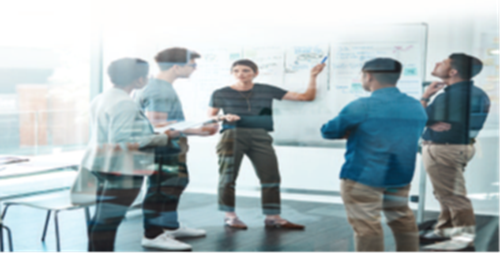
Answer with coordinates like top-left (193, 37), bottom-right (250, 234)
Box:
top-left (321, 58), bottom-right (428, 251)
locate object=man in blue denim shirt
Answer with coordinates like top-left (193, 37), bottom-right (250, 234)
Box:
top-left (321, 58), bottom-right (427, 251)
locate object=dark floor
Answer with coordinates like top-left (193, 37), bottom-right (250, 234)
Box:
top-left (1, 191), bottom-right (498, 251)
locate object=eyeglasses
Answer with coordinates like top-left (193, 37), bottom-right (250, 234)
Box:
top-left (186, 63), bottom-right (197, 69)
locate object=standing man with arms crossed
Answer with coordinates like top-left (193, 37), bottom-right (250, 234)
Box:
top-left (321, 58), bottom-right (428, 251)
top-left (419, 53), bottom-right (490, 248)
top-left (134, 47), bottom-right (218, 251)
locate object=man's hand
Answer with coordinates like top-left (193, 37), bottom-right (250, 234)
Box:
top-left (222, 114), bottom-right (241, 122)
top-left (310, 63), bottom-right (326, 78)
top-left (96, 143), bottom-right (140, 154)
top-left (182, 123), bottom-right (219, 137)
top-left (165, 130), bottom-right (181, 139)
top-left (154, 120), bottom-right (177, 128)
top-left (200, 123), bottom-right (219, 136)
top-left (429, 122), bottom-right (451, 132)
top-left (126, 143), bottom-right (140, 151)
top-left (342, 131), bottom-right (351, 139)
top-left (423, 82), bottom-right (446, 99)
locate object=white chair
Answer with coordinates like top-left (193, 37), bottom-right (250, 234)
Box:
top-left (1, 167), bottom-right (146, 252)
top-left (0, 167), bottom-right (96, 252)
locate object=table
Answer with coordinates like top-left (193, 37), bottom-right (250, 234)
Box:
top-left (0, 151), bottom-right (83, 200)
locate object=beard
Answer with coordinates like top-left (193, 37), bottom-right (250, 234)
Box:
top-left (362, 84), bottom-right (370, 92)
top-left (431, 68), bottom-right (450, 79)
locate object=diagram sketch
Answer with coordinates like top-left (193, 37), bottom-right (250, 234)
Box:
top-left (285, 45), bottom-right (327, 73)
top-left (243, 46), bottom-right (284, 86)
top-left (330, 43), bottom-right (422, 105)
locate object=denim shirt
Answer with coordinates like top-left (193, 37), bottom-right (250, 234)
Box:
top-left (321, 87), bottom-right (428, 187)
top-left (422, 81), bottom-right (490, 144)
top-left (81, 88), bottom-right (169, 175)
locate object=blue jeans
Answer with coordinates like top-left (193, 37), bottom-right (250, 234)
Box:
top-left (143, 138), bottom-right (189, 238)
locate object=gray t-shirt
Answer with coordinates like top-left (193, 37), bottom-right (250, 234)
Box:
top-left (134, 78), bottom-right (185, 122)
top-left (209, 83), bottom-right (288, 132)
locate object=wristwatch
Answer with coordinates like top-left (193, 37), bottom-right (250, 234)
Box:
top-left (420, 97), bottom-right (430, 102)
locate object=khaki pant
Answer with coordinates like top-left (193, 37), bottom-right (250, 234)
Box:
top-left (217, 128), bottom-right (281, 215)
top-left (422, 143), bottom-right (476, 237)
top-left (341, 179), bottom-right (419, 251)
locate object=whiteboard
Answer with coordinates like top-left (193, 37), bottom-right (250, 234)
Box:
top-left (272, 25), bottom-right (428, 147)
top-left (175, 46), bottom-right (243, 121)
top-left (243, 46), bottom-right (284, 86)
top-left (152, 24), bottom-right (428, 148)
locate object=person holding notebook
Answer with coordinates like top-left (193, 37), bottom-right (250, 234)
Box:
top-left (134, 47), bottom-right (218, 251)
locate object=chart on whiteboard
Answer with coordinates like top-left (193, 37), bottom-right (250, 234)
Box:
top-left (243, 46), bottom-right (284, 86)
top-left (282, 45), bottom-right (328, 91)
top-left (272, 45), bottom-right (330, 146)
top-left (328, 42), bottom-right (422, 115)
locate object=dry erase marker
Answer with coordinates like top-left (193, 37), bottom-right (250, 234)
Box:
top-left (321, 56), bottom-right (328, 64)
top-left (320, 55), bottom-right (329, 90)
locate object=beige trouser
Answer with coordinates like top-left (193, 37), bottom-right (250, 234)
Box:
top-left (341, 179), bottom-right (419, 251)
top-left (422, 143), bottom-right (476, 238)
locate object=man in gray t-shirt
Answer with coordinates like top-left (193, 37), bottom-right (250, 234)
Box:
top-left (135, 78), bottom-right (185, 122)
top-left (133, 47), bottom-right (218, 251)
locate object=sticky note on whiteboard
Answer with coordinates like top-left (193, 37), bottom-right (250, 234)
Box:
top-left (230, 53), bottom-right (241, 60)
top-left (351, 83), bottom-right (363, 92)
top-left (404, 67), bottom-right (417, 76)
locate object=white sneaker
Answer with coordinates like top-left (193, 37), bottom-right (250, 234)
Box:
top-left (141, 232), bottom-right (192, 251)
top-left (163, 226), bottom-right (207, 238)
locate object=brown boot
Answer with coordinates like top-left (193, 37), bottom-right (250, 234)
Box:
top-left (224, 217), bottom-right (248, 229)
top-left (264, 218), bottom-right (305, 230)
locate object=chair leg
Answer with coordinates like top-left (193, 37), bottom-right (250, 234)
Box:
top-left (84, 207), bottom-right (90, 228)
top-left (3, 226), bottom-right (13, 252)
top-left (0, 225), bottom-right (13, 252)
top-left (0, 225), bottom-right (3, 252)
top-left (41, 211), bottom-right (51, 241)
top-left (54, 211), bottom-right (60, 252)
top-left (84, 206), bottom-right (91, 244)
top-left (0, 204), bottom-right (10, 252)
top-left (1, 205), bottom-right (10, 220)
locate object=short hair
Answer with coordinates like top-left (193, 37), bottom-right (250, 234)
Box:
top-left (155, 47), bottom-right (201, 71)
top-left (449, 53), bottom-right (483, 80)
top-left (361, 58), bottom-right (402, 85)
top-left (231, 59), bottom-right (258, 73)
top-left (107, 58), bottom-right (149, 87)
